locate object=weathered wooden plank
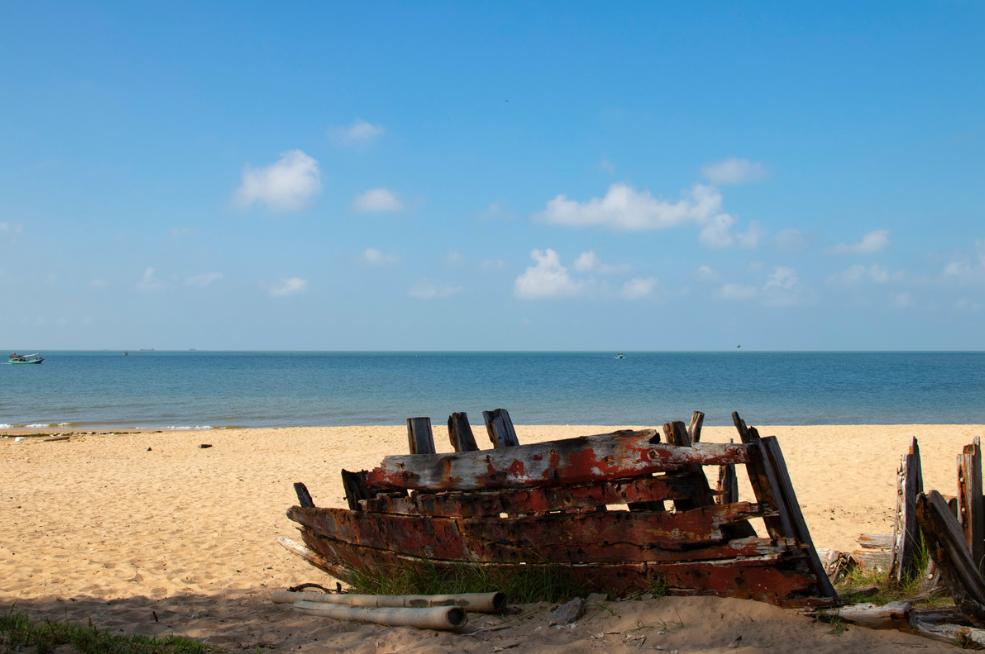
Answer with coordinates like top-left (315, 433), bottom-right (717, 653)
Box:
top-left (958, 437), bottom-right (985, 573)
top-left (859, 533), bottom-right (894, 550)
top-left (365, 429), bottom-right (750, 492)
top-left (663, 421), bottom-right (715, 510)
top-left (687, 411), bottom-right (705, 443)
top-left (406, 417), bottom-right (436, 455)
top-left (341, 469), bottom-right (370, 511)
top-left (482, 408), bottom-right (519, 448)
top-left (743, 438), bottom-right (794, 541)
top-left (890, 437), bottom-right (923, 583)
top-left (916, 490), bottom-right (985, 626)
top-left (447, 413), bottom-right (478, 453)
top-left (759, 437), bottom-right (838, 599)
top-left (294, 482), bottom-right (315, 508)
top-left (288, 502), bottom-right (772, 563)
top-left (295, 530), bottom-right (824, 606)
top-left (816, 601), bottom-right (911, 630)
top-left (361, 473), bottom-right (701, 517)
top-left (717, 461), bottom-right (738, 506)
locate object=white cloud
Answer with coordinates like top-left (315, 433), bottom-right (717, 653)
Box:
top-left (774, 228), bottom-right (806, 252)
top-left (537, 183), bottom-right (757, 249)
top-left (409, 281), bottom-right (462, 300)
top-left (185, 272), bottom-right (223, 287)
top-left (352, 187), bottom-right (403, 213)
top-left (943, 241), bottom-right (985, 282)
top-left (514, 249), bottom-right (583, 299)
top-left (573, 250), bottom-right (630, 274)
top-left (268, 276), bottom-right (307, 297)
top-left (233, 150), bottom-right (321, 212)
top-left (362, 248), bottom-right (397, 265)
top-left (136, 267), bottom-right (165, 291)
top-left (700, 158), bottom-right (768, 185)
top-left (329, 119), bottom-right (384, 147)
top-left (830, 229), bottom-right (890, 255)
top-left (718, 266), bottom-right (806, 306)
top-left (827, 264), bottom-right (902, 286)
top-left (696, 265), bottom-right (718, 282)
top-left (620, 277), bottom-right (658, 300)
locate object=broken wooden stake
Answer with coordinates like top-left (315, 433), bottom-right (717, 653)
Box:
top-left (447, 412), bottom-right (478, 452)
top-left (890, 437), bottom-right (924, 584)
top-left (958, 437), bottom-right (985, 574)
top-left (294, 482), bottom-right (315, 508)
top-left (406, 417), bottom-right (436, 455)
top-left (482, 408), bottom-right (519, 448)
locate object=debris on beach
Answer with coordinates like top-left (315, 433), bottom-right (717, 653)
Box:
top-left (281, 409), bottom-right (837, 608)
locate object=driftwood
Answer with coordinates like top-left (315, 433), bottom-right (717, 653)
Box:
top-left (290, 602), bottom-right (467, 630)
top-left (909, 620), bottom-right (985, 648)
top-left (447, 413), bottom-right (478, 452)
top-left (915, 490), bottom-right (985, 625)
top-left (271, 590), bottom-right (505, 613)
top-left (482, 408), bottom-right (519, 448)
top-left (958, 437), bottom-right (985, 574)
top-left (407, 417), bottom-right (436, 455)
top-left (817, 600), bottom-right (911, 629)
top-left (366, 430), bottom-right (749, 492)
top-left (890, 438), bottom-right (923, 583)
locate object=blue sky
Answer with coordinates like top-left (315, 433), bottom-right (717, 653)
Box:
top-left (1, 2), bottom-right (983, 350)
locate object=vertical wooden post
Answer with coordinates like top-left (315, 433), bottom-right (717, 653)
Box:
top-left (891, 437), bottom-right (924, 584)
top-left (340, 469), bottom-right (369, 511)
top-left (716, 439), bottom-right (738, 505)
top-left (733, 412), bottom-right (794, 541)
top-left (293, 482), bottom-right (315, 508)
top-left (663, 421), bottom-right (715, 510)
top-left (958, 437), bottom-right (984, 573)
top-left (406, 417), bottom-right (436, 455)
top-left (447, 412), bottom-right (479, 452)
top-left (687, 410), bottom-right (705, 443)
top-left (483, 409), bottom-right (519, 448)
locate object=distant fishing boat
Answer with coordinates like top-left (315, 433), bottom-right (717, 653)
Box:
top-left (615, 352), bottom-right (625, 359)
top-left (7, 352), bottom-right (44, 364)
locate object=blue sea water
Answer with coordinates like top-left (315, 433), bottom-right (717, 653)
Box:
top-left (1, 351), bottom-right (984, 428)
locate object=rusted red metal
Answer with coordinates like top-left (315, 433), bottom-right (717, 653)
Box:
top-left (360, 473), bottom-right (701, 517)
top-left (366, 429), bottom-right (750, 492)
top-left (284, 412), bottom-right (837, 607)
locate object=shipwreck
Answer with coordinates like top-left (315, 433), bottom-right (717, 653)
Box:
top-left (283, 410), bottom-right (837, 608)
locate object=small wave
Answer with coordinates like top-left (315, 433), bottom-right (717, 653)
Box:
top-left (0, 423), bottom-right (12, 429)
top-left (25, 423), bottom-right (51, 428)
top-left (165, 425), bottom-right (214, 431)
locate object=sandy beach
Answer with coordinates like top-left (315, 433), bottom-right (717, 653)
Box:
top-left (3, 423), bottom-right (982, 652)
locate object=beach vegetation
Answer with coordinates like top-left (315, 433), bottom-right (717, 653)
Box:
top-left (0, 610), bottom-right (222, 654)
top-left (347, 562), bottom-right (589, 604)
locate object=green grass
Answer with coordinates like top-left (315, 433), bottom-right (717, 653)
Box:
top-left (347, 562), bottom-right (590, 604)
top-left (0, 610), bottom-right (222, 654)
top-left (835, 536), bottom-right (951, 608)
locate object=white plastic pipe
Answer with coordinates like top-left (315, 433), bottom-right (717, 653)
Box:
top-left (271, 590), bottom-right (505, 613)
top-left (290, 601), bottom-right (468, 630)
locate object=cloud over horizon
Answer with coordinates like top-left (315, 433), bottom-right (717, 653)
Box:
top-left (233, 150), bottom-right (321, 212)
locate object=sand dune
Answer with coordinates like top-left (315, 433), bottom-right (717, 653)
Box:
top-left (3, 423), bottom-right (981, 651)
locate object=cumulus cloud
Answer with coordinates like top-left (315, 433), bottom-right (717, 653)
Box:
top-left (827, 264), bottom-right (902, 286)
top-left (830, 229), bottom-right (890, 255)
top-left (362, 248), bottom-right (397, 265)
top-left (352, 187), bottom-right (403, 213)
top-left (329, 119), bottom-right (384, 147)
top-left (700, 158), bottom-right (768, 185)
top-left (573, 250), bottom-right (630, 274)
top-left (136, 267), bottom-right (165, 291)
top-left (409, 281), bottom-right (462, 300)
top-left (514, 249), bottom-right (583, 299)
top-left (185, 272), bottom-right (223, 287)
top-left (268, 277), bottom-right (307, 297)
top-left (620, 277), bottom-right (658, 300)
top-left (234, 150), bottom-right (321, 212)
top-left (718, 266), bottom-right (806, 306)
top-left (536, 183), bottom-right (757, 249)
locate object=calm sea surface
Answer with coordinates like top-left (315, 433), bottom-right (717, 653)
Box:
top-left (1, 351), bottom-right (984, 428)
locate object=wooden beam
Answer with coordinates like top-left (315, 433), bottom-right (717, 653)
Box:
top-left (341, 469), bottom-right (370, 511)
top-left (293, 482), bottom-right (315, 508)
top-left (406, 417), bottom-right (436, 455)
top-left (687, 411), bottom-right (705, 443)
top-left (890, 437), bottom-right (923, 584)
top-left (915, 490), bottom-right (985, 626)
top-left (365, 429), bottom-right (750, 492)
top-left (482, 408), bottom-right (519, 448)
top-left (663, 421), bottom-right (715, 510)
top-left (958, 437), bottom-right (985, 573)
top-left (759, 436), bottom-right (838, 599)
top-left (447, 412), bottom-right (478, 452)
top-left (361, 473), bottom-right (703, 517)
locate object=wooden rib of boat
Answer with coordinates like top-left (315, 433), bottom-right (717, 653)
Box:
top-left (284, 410), bottom-right (837, 607)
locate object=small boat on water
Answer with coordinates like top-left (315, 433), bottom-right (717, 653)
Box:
top-left (615, 352), bottom-right (625, 359)
top-left (7, 352), bottom-right (44, 364)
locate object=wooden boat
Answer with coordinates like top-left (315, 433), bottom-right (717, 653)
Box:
top-left (7, 353), bottom-right (43, 364)
top-left (284, 410), bottom-right (837, 607)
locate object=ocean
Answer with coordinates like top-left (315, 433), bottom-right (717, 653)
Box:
top-left (1, 351), bottom-right (984, 429)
